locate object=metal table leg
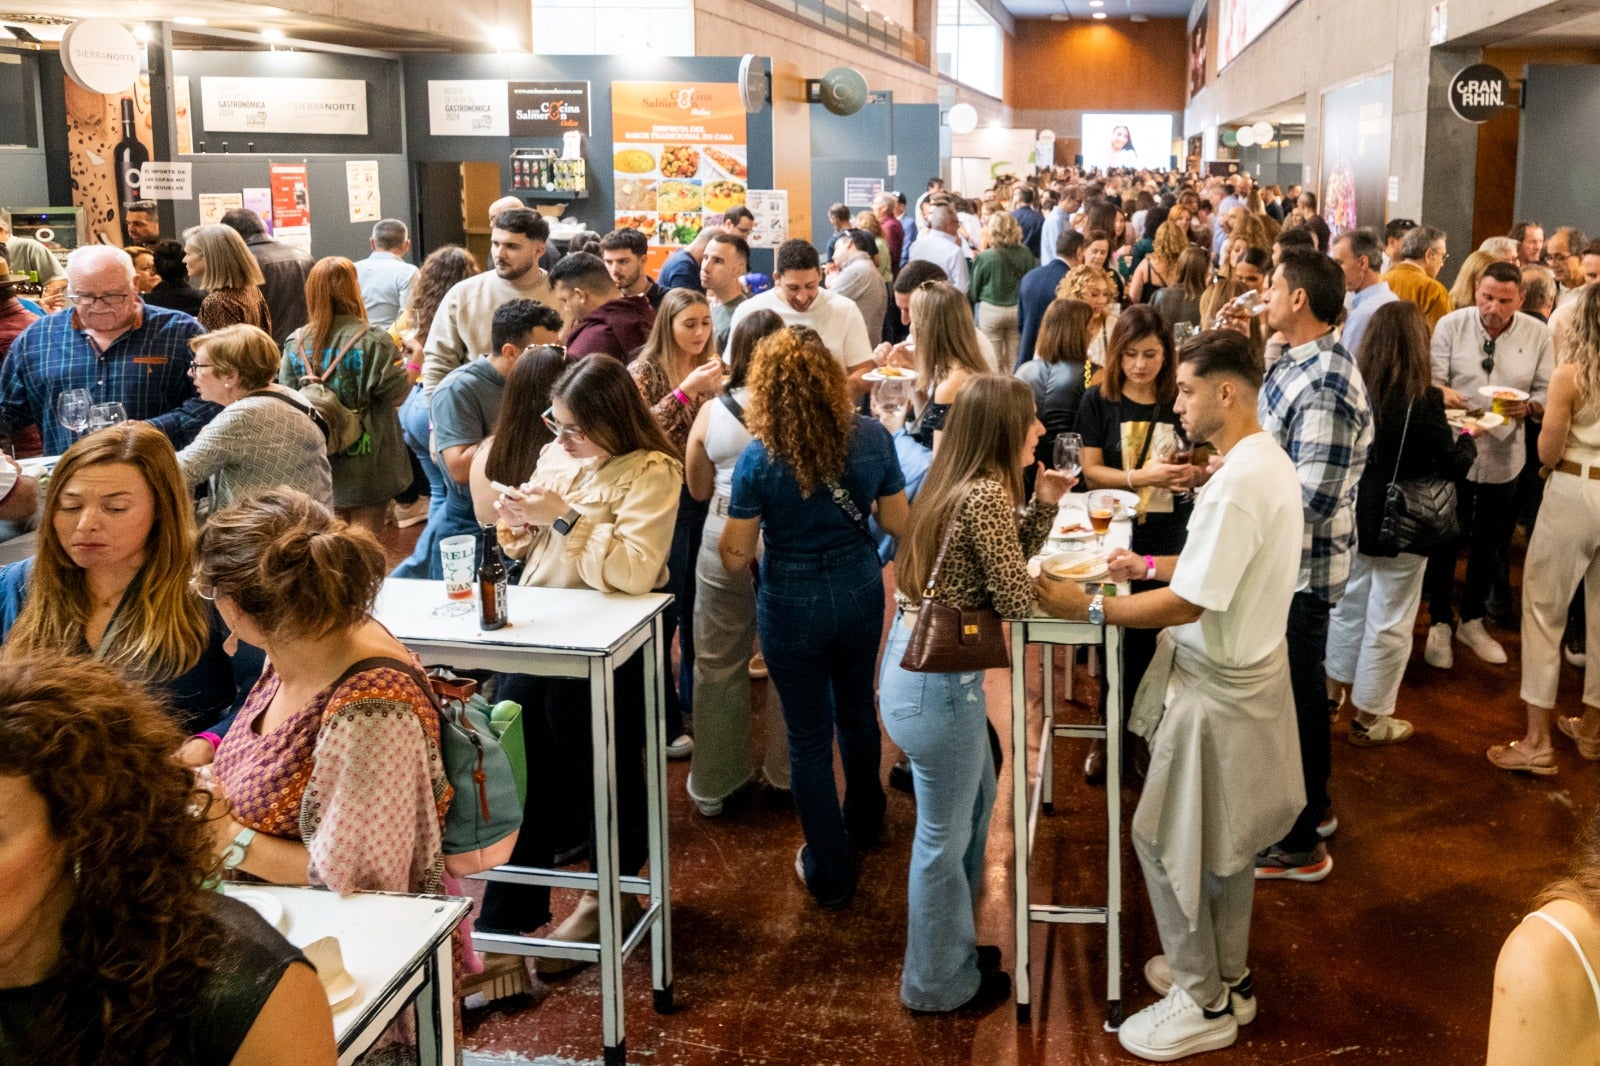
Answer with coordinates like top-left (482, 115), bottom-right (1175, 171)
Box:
top-left (644, 614), bottom-right (674, 1013)
top-left (1011, 621), bottom-right (1032, 1023)
top-left (415, 934), bottom-right (455, 1065)
top-left (1103, 624), bottom-right (1123, 1028)
top-left (589, 659), bottom-right (626, 1066)
top-left (1040, 644), bottom-right (1055, 815)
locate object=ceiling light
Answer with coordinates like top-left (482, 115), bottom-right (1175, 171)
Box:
top-left (173, 16), bottom-right (207, 25)
top-left (1092, 11), bottom-right (1106, 17)
top-left (1089, 1), bottom-right (1104, 7)
top-left (132, 24), bottom-right (152, 42)
top-left (261, 27), bottom-right (285, 40)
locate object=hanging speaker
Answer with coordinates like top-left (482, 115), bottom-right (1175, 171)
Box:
top-left (814, 67), bottom-right (868, 116)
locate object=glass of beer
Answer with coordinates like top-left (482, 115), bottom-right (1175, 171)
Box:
top-left (436, 535), bottom-right (477, 617)
top-left (1088, 491), bottom-right (1116, 548)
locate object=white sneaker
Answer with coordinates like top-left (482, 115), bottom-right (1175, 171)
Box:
top-left (1457, 618), bottom-right (1508, 665)
top-left (666, 733), bottom-right (694, 760)
top-left (1424, 623), bottom-right (1454, 669)
top-left (1142, 956), bottom-right (1257, 1025)
top-left (1118, 985), bottom-right (1238, 1061)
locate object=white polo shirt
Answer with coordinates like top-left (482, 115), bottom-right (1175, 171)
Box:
top-left (725, 287), bottom-right (874, 371)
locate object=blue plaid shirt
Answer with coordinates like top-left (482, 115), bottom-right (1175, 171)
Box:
top-left (0, 302), bottom-right (218, 454)
top-left (1258, 332), bottom-right (1373, 604)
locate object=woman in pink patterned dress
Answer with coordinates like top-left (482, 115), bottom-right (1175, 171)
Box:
top-left (197, 488), bottom-right (449, 896)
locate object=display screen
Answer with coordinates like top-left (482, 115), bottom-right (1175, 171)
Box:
top-left (1217, 0), bottom-right (1298, 70)
top-left (1079, 114), bottom-right (1174, 171)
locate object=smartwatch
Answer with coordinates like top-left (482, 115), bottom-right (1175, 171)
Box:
top-left (551, 508), bottom-right (581, 536)
top-left (222, 827), bottom-right (257, 871)
top-left (1087, 592), bottom-right (1106, 626)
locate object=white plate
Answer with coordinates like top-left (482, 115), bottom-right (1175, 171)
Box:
top-left (1088, 489), bottom-right (1141, 514)
top-left (863, 368), bottom-right (918, 383)
top-left (1478, 385), bottom-right (1530, 402)
top-left (1051, 523), bottom-right (1096, 541)
top-left (699, 145), bottom-right (748, 182)
top-left (1041, 553), bottom-right (1110, 583)
top-left (230, 888), bottom-right (286, 932)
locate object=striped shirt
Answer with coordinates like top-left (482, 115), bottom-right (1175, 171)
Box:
top-left (0, 302), bottom-right (218, 455)
top-left (1258, 331), bottom-right (1373, 605)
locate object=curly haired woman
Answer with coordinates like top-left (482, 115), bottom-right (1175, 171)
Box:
top-left (0, 651), bottom-right (334, 1065)
top-left (719, 326), bottom-right (909, 908)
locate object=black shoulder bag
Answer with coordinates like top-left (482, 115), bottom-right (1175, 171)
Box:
top-left (1376, 398), bottom-right (1459, 555)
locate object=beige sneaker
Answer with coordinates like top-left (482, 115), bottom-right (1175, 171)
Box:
top-left (1424, 623), bottom-right (1453, 669)
top-left (392, 497), bottom-right (430, 528)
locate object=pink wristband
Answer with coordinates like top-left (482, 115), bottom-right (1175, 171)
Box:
top-left (1144, 555), bottom-right (1156, 580)
top-left (196, 731), bottom-right (223, 750)
top-left (673, 388), bottom-right (692, 405)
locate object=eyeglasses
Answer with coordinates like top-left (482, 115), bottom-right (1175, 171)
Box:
top-left (66, 292), bottom-right (132, 307)
top-left (1481, 337), bottom-right (1497, 374)
top-left (542, 405), bottom-right (587, 441)
top-left (188, 362), bottom-right (214, 373)
top-left (189, 576), bottom-right (215, 601)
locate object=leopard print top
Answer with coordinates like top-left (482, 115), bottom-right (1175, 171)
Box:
top-left (897, 478), bottom-right (1055, 618)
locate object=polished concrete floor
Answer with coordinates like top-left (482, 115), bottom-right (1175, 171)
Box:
top-left (378, 520), bottom-right (1596, 1065)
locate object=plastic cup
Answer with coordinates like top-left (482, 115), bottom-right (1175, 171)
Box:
top-left (440, 535), bottom-right (476, 601)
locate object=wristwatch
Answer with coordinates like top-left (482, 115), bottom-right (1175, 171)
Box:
top-left (551, 508), bottom-right (581, 536)
top-left (1087, 592), bottom-right (1106, 626)
top-left (222, 827), bottom-right (257, 871)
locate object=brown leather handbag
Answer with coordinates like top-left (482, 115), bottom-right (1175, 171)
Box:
top-left (899, 503), bottom-right (1011, 673)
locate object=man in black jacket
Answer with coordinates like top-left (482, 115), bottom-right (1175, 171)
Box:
top-left (219, 208), bottom-right (311, 348)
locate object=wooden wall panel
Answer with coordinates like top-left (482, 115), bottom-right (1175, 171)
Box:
top-left (1006, 20), bottom-right (1189, 113)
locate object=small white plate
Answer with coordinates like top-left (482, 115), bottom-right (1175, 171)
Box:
top-left (863, 368), bottom-right (918, 383)
top-left (1478, 385), bottom-right (1530, 402)
top-left (230, 888), bottom-right (286, 932)
top-left (1052, 522), bottom-right (1096, 541)
top-left (1041, 553), bottom-right (1110, 583)
top-left (1088, 489), bottom-right (1141, 514)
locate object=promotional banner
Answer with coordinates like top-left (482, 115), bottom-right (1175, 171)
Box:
top-left (64, 72), bottom-right (153, 246)
top-left (427, 80), bottom-right (509, 137)
top-left (1217, 0), bottom-right (1296, 70)
top-left (242, 187), bottom-right (272, 232)
top-left (508, 81), bottom-right (590, 137)
top-left (1319, 72), bottom-right (1393, 238)
top-left (201, 77), bottom-right (368, 136)
top-left (1080, 114), bottom-right (1174, 170)
top-left (269, 163), bottom-right (311, 254)
top-left (198, 192), bottom-right (242, 226)
top-left (610, 81), bottom-right (747, 270)
top-left (346, 160), bottom-right (380, 223)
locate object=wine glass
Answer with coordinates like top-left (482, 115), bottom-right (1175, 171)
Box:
top-left (1087, 491), bottom-right (1116, 550)
top-left (1053, 432), bottom-right (1083, 480)
top-left (1159, 427), bottom-right (1195, 501)
top-left (88, 402), bottom-right (127, 431)
top-left (873, 378), bottom-right (909, 429)
top-left (55, 389), bottom-right (91, 438)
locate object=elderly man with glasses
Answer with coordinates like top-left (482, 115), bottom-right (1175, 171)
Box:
top-left (1423, 260), bottom-right (1554, 672)
top-left (0, 245), bottom-right (216, 455)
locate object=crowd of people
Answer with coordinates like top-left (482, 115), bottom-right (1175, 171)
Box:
top-left (4, 164), bottom-right (1600, 1063)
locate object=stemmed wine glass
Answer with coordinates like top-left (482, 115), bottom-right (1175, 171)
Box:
top-left (1159, 427), bottom-right (1196, 501)
top-left (88, 402), bottom-right (127, 431)
top-left (55, 389), bottom-right (91, 438)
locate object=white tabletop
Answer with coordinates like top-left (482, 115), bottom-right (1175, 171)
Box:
top-left (375, 578), bottom-right (671, 657)
top-left (222, 884), bottom-right (468, 1048)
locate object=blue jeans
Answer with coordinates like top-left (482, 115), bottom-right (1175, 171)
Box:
top-left (758, 548), bottom-right (886, 903)
top-left (878, 616), bottom-right (996, 1011)
top-left (393, 384), bottom-right (449, 579)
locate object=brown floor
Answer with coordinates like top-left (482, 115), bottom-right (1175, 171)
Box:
top-left (379, 520), bottom-right (1596, 1065)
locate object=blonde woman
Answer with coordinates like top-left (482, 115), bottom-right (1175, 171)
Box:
top-left (1450, 250), bottom-right (1502, 310)
top-left (0, 423), bottom-right (236, 735)
top-left (1057, 263), bottom-right (1119, 368)
top-left (1127, 219), bottom-right (1188, 305)
top-left (969, 212), bottom-right (1038, 371)
top-left (900, 281), bottom-right (993, 449)
top-left (183, 223), bottom-right (271, 333)
top-left (1492, 285), bottom-right (1600, 774)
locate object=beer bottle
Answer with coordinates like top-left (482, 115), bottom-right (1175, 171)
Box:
top-left (478, 524), bottom-right (509, 631)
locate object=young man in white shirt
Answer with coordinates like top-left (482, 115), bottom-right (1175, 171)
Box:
top-left (1036, 330), bottom-right (1305, 1062)
top-left (726, 239), bottom-right (874, 390)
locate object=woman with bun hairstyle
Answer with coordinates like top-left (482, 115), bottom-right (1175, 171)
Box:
top-left (195, 488), bottom-right (449, 897)
top-left (0, 423), bottom-right (237, 737)
top-left (0, 651), bottom-right (336, 1065)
